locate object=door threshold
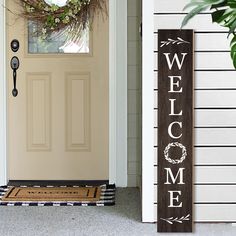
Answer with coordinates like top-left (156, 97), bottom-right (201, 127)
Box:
top-left (8, 180), bottom-right (109, 187)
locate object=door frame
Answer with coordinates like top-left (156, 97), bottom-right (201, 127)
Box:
top-left (0, 0), bottom-right (127, 187)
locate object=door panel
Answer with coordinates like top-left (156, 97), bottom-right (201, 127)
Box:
top-left (7, 1), bottom-right (109, 180)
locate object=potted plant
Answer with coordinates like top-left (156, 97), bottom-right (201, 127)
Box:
top-left (182, 0), bottom-right (236, 68)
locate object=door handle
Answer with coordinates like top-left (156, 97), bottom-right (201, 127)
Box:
top-left (10, 56), bottom-right (20, 97)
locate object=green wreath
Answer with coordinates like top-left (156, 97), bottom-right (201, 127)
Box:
top-left (19, 0), bottom-right (107, 41)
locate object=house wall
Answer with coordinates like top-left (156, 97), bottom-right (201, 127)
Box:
top-left (153, 0), bottom-right (236, 222)
top-left (127, 0), bottom-right (142, 187)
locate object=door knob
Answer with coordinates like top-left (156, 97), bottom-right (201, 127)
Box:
top-left (10, 56), bottom-right (20, 97)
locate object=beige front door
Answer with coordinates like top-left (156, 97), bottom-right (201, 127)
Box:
top-left (7, 1), bottom-right (109, 180)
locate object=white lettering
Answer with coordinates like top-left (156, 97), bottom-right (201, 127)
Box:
top-left (169, 99), bottom-right (183, 116)
top-left (163, 53), bottom-right (188, 70)
top-left (164, 168), bottom-right (185, 185)
top-left (168, 76), bottom-right (183, 93)
top-left (168, 122), bottom-right (182, 139)
top-left (168, 191), bottom-right (183, 208)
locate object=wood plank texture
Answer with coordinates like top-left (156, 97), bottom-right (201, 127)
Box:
top-left (154, 0), bottom-right (204, 13)
top-left (154, 71), bottom-right (236, 89)
top-left (154, 205), bottom-right (236, 222)
top-left (155, 110), bottom-right (236, 127)
top-left (154, 166), bottom-right (236, 184)
top-left (155, 33), bottom-right (230, 51)
top-left (154, 147), bottom-right (236, 165)
top-left (154, 128), bottom-right (236, 146)
top-left (154, 185), bottom-right (236, 203)
top-left (154, 52), bottom-right (234, 70)
top-left (153, 0), bottom-right (236, 224)
top-left (158, 30), bottom-right (193, 232)
top-left (154, 15), bottom-right (224, 32)
top-left (154, 90), bottom-right (236, 108)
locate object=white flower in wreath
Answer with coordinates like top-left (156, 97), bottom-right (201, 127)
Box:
top-left (44, 0), bottom-right (67, 7)
top-left (42, 28), bottom-right (47, 34)
top-left (69, 0), bottom-right (80, 4)
top-left (68, 9), bottom-right (76, 18)
top-left (62, 16), bottom-right (70, 24)
top-left (55, 18), bottom-right (60, 23)
top-left (44, 6), bottom-right (50, 11)
top-left (25, 5), bottom-right (34, 13)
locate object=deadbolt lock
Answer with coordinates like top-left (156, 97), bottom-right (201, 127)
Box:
top-left (11, 39), bottom-right (20, 53)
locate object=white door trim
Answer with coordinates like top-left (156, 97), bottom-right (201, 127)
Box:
top-left (142, 0), bottom-right (155, 222)
top-left (109, 0), bottom-right (127, 187)
top-left (0, 0), bottom-right (127, 187)
top-left (0, 0), bottom-right (7, 185)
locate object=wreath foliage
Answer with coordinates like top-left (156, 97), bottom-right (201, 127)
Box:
top-left (18, 0), bottom-right (107, 41)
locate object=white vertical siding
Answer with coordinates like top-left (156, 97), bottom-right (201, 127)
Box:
top-left (127, 0), bottom-right (142, 187)
top-left (153, 0), bottom-right (236, 222)
top-left (142, 0), bottom-right (155, 222)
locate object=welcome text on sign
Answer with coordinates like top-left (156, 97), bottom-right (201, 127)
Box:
top-left (158, 30), bottom-right (193, 233)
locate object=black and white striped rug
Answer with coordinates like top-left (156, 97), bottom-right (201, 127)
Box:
top-left (0, 184), bottom-right (115, 206)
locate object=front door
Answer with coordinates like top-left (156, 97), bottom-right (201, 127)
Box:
top-left (6, 1), bottom-right (109, 180)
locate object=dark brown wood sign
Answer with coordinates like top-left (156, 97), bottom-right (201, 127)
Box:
top-left (158, 30), bottom-right (194, 232)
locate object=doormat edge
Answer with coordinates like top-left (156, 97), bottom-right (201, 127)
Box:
top-left (0, 184), bottom-right (115, 206)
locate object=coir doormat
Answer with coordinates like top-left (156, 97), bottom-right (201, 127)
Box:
top-left (0, 184), bottom-right (115, 206)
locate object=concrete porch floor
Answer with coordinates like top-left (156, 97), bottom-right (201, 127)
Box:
top-left (0, 188), bottom-right (236, 236)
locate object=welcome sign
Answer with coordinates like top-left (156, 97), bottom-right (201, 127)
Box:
top-left (158, 30), bottom-right (193, 232)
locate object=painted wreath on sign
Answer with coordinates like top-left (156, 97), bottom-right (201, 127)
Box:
top-left (16, 0), bottom-right (107, 41)
top-left (164, 142), bottom-right (187, 165)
